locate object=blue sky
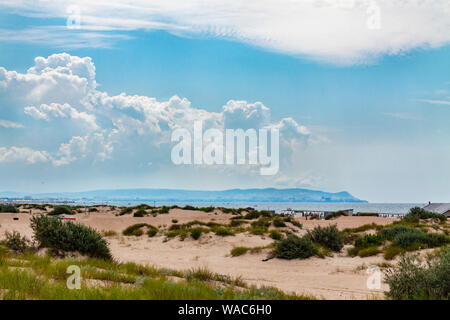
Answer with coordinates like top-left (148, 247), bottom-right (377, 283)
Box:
top-left (0, 1), bottom-right (449, 202)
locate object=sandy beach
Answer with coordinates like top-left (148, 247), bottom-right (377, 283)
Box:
top-left (0, 206), bottom-right (405, 299)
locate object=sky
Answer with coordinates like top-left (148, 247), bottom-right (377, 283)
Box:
top-left (0, 0), bottom-right (449, 202)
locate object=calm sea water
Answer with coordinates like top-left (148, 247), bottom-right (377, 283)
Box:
top-left (70, 200), bottom-right (423, 215)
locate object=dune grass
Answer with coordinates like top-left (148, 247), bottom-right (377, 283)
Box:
top-left (0, 245), bottom-right (312, 300)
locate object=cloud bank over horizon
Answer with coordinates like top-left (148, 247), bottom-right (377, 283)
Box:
top-left (0, 53), bottom-right (318, 191)
top-left (0, 0), bottom-right (449, 64)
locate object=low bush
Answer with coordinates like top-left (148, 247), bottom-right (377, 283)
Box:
top-left (384, 247), bottom-right (450, 299)
top-left (307, 225), bottom-right (343, 252)
top-left (404, 207), bottom-right (446, 223)
top-left (269, 230), bottom-right (283, 240)
top-left (147, 227), bottom-right (158, 237)
top-left (273, 218), bottom-right (286, 228)
top-left (383, 246), bottom-right (405, 260)
top-left (48, 205), bottom-right (73, 216)
top-left (172, 219), bottom-right (178, 223)
top-left (249, 226), bottom-right (267, 235)
top-left (133, 209), bottom-right (147, 217)
top-left (380, 225), bottom-right (420, 241)
top-left (231, 247), bottom-right (250, 257)
top-left (88, 207), bottom-right (99, 212)
top-left (357, 246), bottom-right (381, 257)
top-left (119, 207), bottom-right (133, 216)
top-left (354, 234), bottom-right (383, 249)
top-left (392, 231), bottom-right (448, 249)
top-left (242, 211), bottom-right (261, 220)
top-left (213, 227), bottom-right (234, 236)
top-left (276, 235), bottom-right (318, 260)
top-left (190, 227), bottom-right (206, 240)
top-left (158, 206), bottom-right (170, 214)
top-left (3, 231), bottom-right (32, 253)
top-left (0, 204), bottom-right (19, 213)
top-left (251, 218), bottom-right (271, 228)
top-left (30, 215), bottom-right (111, 260)
top-left (123, 223), bottom-right (148, 236)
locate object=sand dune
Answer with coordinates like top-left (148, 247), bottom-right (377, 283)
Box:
top-left (0, 207), bottom-right (398, 299)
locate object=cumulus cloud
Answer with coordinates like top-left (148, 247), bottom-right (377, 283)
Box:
top-left (0, 1), bottom-right (449, 64)
top-left (0, 52), bottom-right (313, 188)
top-left (24, 103), bottom-right (99, 129)
top-left (0, 53), bottom-right (96, 107)
top-left (0, 146), bottom-right (50, 164)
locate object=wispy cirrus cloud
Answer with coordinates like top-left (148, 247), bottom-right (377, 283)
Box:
top-left (0, 0), bottom-right (449, 64)
top-left (0, 119), bottom-right (24, 128)
top-left (416, 99), bottom-right (450, 106)
top-left (383, 112), bottom-right (422, 121)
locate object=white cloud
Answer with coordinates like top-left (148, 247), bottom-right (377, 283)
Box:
top-left (1, 1), bottom-right (449, 64)
top-left (0, 146), bottom-right (50, 164)
top-left (25, 103), bottom-right (99, 129)
top-left (416, 99), bottom-right (450, 106)
top-left (0, 53), bottom-right (313, 181)
top-left (0, 53), bottom-right (96, 107)
top-left (0, 120), bottom-right (24, 128)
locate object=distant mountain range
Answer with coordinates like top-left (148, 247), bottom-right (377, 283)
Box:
top-left (0, 188), bottom-right (366, 203)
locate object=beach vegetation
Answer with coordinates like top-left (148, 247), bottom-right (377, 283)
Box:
top-left (269, 230), bottom-right (283, 240)
top-left (31, 215), bottom-right (111, 260)
top-left (0, 204), bottom-right (19, 213)
top-left (48, 205), bottom-right (73, 216)
top-left (307, 225), bottom-right (343, 252)
top-left (276, 235), bottom-right (318, 260)
top-left (384, 247), bottom-right (450, 300)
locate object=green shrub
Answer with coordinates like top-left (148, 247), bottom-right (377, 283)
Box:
top-left (392, 231), bottom-right (448, 249)
top-left (190, 228), bottom-right (205, 240)
top-left (231, 247), bottom-right (249, 257)
top-left (307, 225), bottom-right (343, 252)
top-left (358, 246), bottom-right (381, 257)
top-left (30, 215), bottom-right (111, 260)
top-left (172, 219), bottom-right (178, 223)
top-left (88, 207), bottom-right (98, 212)
top-left (404, 207), bottom-right (446, 222)
top-left (147, 227), bottom-right (158, 237)
top-left (169, 224), bottom-right (181, 231)
top-left (251, 218), bottom-right (271, 228)
top-left (380, 225), bottom-right (420, 241)
top-left (133, 209), bottom-right (147, 217)
top-left (249, 226), bottom-right (267, 235)
top-left (354, 234), bottom-right (383, 249)
top-left (270, 230), bottom-right (283, 240)
top-left (0, 204), bottom-right (19, 213)
top-left (48, 205), bottom-right (73, 216)
top-left (276, 235), bottom-right (318, 260)
top-left (158, 206), bottom-right (170, 214)
top-left (229, 219), bottom-right (245, 227)
top-left (383, 246), bottom-right (405, 260)
top-left (273, 218), bottom-right (286, 228)
top-left (123, 223), bottom-right (148, 236)
top-left (3, 231), bottom-right (32, 253)
top-left (243, 211), bottom-right (260, 220)
top-left (119, 207), bottom-right (133, 215)
top-left (384, 247), bottom-right (450, 299)
top-left (347, 247), bottom-right (359, 257)
top-left (214, 227), bottom-right (234, 236)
